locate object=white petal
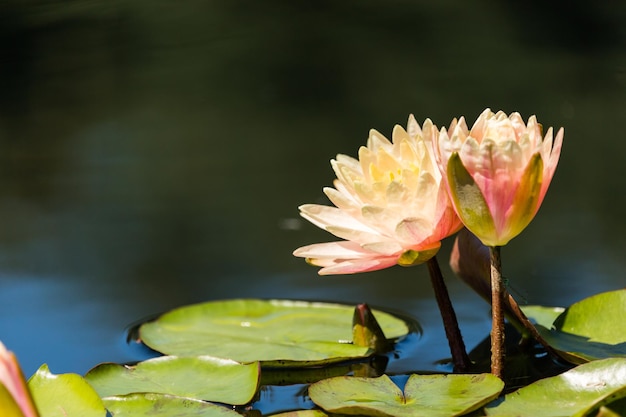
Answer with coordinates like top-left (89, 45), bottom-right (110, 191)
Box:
top-left (395, 217), bottom-right (433, 245)
top-left (361, 240), bottom-right (403, 255)
top-left (367, 129), bottom-right (392, 150)
top-left (299, 204), bottom-right (375, 233)
top-left (326, 225), bottom-right (384, 245)
top-left (318, 257), bottom-right (398, 275)
top-left (323, 187), bottom-right (360, 212)
top-left (391, 124), bottom-right (410, 145)
top-left (406, 114), bottom-right (422, 139)
top-left (293, 241), bottom-right (374, 259)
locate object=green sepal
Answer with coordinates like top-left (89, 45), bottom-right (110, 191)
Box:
top-left (446, 152), bottom-right (497, 245)
top-left (397, 247), bottom-right (439, 266)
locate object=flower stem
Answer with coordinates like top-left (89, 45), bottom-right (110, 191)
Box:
top-left (426, 256), bottom-right (471, 372)
top-left (489, 246), bottom-right (504, 378)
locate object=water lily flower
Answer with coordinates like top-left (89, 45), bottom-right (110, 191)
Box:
top-left (435, 108), bottom-right (564, 247)
top-left (293, 115), bottom-right (462, 275)
top-left (436, 108), bottom-right (563, 377)
top-left (0, 342), bottom-right (39, 417)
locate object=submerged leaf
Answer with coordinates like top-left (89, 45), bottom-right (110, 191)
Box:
top-left (85, 356), bottom-right (260, 405)
top-left (139, 299), bottom-right (410, 365)
top-left (309, 373), bottom-right (503, 417)
top-left (484, 358), bottom-right (626, 416)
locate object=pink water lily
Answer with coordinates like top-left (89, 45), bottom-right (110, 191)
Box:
top-left (435, 108), bottom-right (563, 247)
top-left (293, 116), bottom-right (462, 275)
top-left (0, 342), bottom-right (39, 417)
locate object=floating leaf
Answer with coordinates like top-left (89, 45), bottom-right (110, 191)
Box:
top-left (530, 290), bottom-right (626, 363)
top-left (27, 364), bottom-right (106, 417)
top-left (554, 289), bottom-right (625, 345)
top-left (260, 355), bottom-right (388, 386)
top-left (520, 305), bottom-right (564, 329)
top-left (309, 373), bottom-right (503, 417)
top-left (85, 356), bottom-right (259, 405)
top-left (139, 299), bottom-right (410, 365)
top-left (103, 393), bottom-right (242, 417)
top-left (484, 357), bottom-right (626, 416)
top-left (269, 411), bottom-right (328, 417)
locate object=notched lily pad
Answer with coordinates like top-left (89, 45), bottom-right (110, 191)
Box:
top-left (524, 289), bottom-right (626, 363)
top-left (138, 299), bottom-right (411, 366)
top-left (103, 393), bottom-right (242, 417)
top-left (485, 357), bottom-right (626, 416)
top-left (85, 355), bottom-right (260, 405)
top-left (28, 364), bottom-right (107, 417)
top-left (308, 373), bottom-right (503, 417)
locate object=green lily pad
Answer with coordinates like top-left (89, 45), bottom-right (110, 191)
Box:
top-left (484, 357), bottom-right (626, 416)
top-left (530, 290), bottom-right (626, 363)
top-left (308, 373), bottom-right (503, 417)
top-left (103, 393), bottom-right (242, 417)
top-left (85, 356), bottom-right (260, 405)
top-left (28, 364), bottom-right (107, 417)
top-left (554, 289), bottom-right (625, 344)
top-left (269, 411), bottom-right (328, 417)
top-left (520, 305), bottom-right (564, 329)
top-left (139, 299), bottom-right (410, 365)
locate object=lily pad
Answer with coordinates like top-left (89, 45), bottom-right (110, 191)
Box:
top-left (269, 411), bottom-right (328, 417)
top-left (27, 364), bottom-right (107, 417)
top-left (530, 290), bottom-right (626, 363)
top-left (520, 305), bottom-right (564, 329)
top-left (139, 299), bottom-right (410, 365)
top-left (103, 393), bottom-right (242, 417)
top-left (553, 289), bottom-right (625, 345)
top-left (85, 356), bottom-right (260, 405)
top-left (308, 373), bottom-right (503, 417)
top-left (484, 357), bottom-right (626, 416)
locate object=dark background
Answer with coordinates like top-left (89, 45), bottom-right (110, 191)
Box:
top-left (0, 0), bottom-right (624, 376)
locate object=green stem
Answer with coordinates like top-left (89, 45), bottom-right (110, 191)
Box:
top-left (489, 246), bottom-right (504, 378)
top-left (426, 256), bottom-right (471, 372)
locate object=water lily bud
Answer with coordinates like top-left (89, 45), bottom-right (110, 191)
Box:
top-left (436, 109), bottom-right (563, 247)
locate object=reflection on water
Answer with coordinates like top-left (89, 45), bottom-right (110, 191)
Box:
top-left (0, 1), bottom-right (625, 376)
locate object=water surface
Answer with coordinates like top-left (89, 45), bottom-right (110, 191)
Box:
top-left (0, 1), bottom-right (624, 377)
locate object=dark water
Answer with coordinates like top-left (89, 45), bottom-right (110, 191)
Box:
top-left (0, 1), bottom-right (624, 381)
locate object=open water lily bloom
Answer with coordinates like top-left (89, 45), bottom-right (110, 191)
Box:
top-left (436, 108), bottom-right (564, 247)
top-left (293, 116), bottom-right (463, 275)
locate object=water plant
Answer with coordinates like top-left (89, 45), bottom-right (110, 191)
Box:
top-left (1, 109), bottom-right (625, 417)
top-left (435, 108), bottom-right (564, 376)
top-left (293, 115), bottom-right (470, 371)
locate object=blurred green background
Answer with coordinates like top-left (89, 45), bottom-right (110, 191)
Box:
top-left (0, 0), bottom-right (624, 376)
